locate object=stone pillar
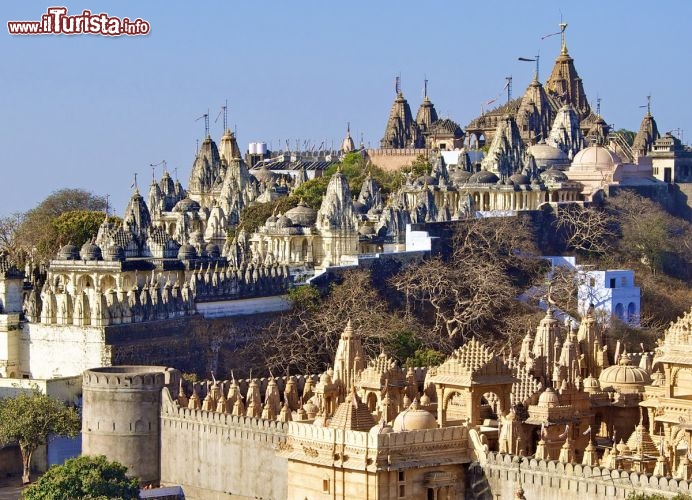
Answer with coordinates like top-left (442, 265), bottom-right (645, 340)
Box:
top-left (436, 386), bottom-right (445, 427)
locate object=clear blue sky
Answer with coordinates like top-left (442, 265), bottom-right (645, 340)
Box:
top-left (2, 1), bottom-right (691, 216)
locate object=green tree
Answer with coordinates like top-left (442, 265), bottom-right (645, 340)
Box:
top-left (290, 176), bottom-right (330, 210)
top-left (405, 348), bottom-right (446, 368)
top-left (0, 391), bottom-right (80, 484)
top-left (14, 189), bottom-right (106, 264)
top-left (22, 455), bottom-right (139, 500)
top-left (286, 284), bottom-right (321, 312)
top-left (52, 211), bottom-right (121, 249)
top-left (401, 154), bottom-right (431, 178)
top-left (235, 197), bottom-right (296, 236)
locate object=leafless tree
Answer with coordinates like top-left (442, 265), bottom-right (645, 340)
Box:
top-left (251, 270), bottom-right (434, 375)
top-left (0, 213), bottom-right (25, 263)
top-left (553, 204), bottom-right (615, 256)
top-left (608, 191), bottom-right (691, 275)
top-left (390, 216), bottom-right (543, 344)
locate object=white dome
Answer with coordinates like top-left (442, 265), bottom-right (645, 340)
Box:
top-left (570, 146), bottom-right (621, 171)
top-left (537, 387), bottom-right (560, 408)
top-left (528, 143), bottom-right (568, 168)
top-left (392, 400), bottom-right (437, 431)
top-left (598, 354), bottom-right (651, 390)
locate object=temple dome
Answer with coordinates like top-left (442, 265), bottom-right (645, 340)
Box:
top-left (528, 143), bottom-right (568, 168)
top-left (450, 169), bottom-right (472, 184)
top-left (428, 118), bottom-right (463, 137)
top-left (468, 170), bottom-right (499, 184)
top-left (177, 243), bottom-right (197, 260)
top-left (352, 201), bottom-right (367, 214)
top-left (285, 201), bottom-right (317, 226)
top-left (79, 241), bottom-right (102, 261)
top-left (205, 243), bottom-right (220, 259)
top-left (540, 167), bottom-right (569, 183)
top-left (103, 245), bottom-right (125, 262)
top-left (276, 214), bottom-right (293, 229)
top-left (416, 174), bottom-right (438, 186)
top-left (173, 197), bottom-right (201, 213)
top-left (598, 354), bottom-right (651, 390)
top-left (253, 164), bottom-right (275, 184)
top-left (509, 173), bottom-right (530, 185)
top-left (537, 387), bottom-right (560, 408)
top-left (582, 375), bottom-right (600, 393)
top-left (57, 243), bottom-right (80, 260)
top-left (369, 421), bottom-right (394, 436)
top-left (570, 146), bottom-right (621, 171)
top-left (392, 400), bottom-right (437, 432)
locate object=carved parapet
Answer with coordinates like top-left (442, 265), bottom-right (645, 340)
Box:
top-left (83, 365), bottom-right (170, 390)
top-left (482, 451), bottom-right (692, 497)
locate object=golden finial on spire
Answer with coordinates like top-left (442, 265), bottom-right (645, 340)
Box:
top-left (560, 22), bottom-right (568, 55)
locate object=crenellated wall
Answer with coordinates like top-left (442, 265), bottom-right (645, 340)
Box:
top-left (471, 452), bottom-right (692, 500)
top-left (160, 387), bottom-right (289, 500)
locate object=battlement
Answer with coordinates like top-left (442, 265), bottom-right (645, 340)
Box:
top-left (367, 148), bottom-right (429, 157)
top-left (161, 386), bottom-right (289, 436)
top-left (286, 420), bottom-right (468, 450)
top-left (83, 366), bottom-right (172, 390)
top-left (479, 451), bottom-right (692, 499)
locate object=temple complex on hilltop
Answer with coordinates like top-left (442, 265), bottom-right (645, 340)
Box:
top-left (368, 23), bottom-right (676, 214)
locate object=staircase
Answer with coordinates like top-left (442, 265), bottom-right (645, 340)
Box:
top-left (465, 462), bottom-right (494, 500)
top-left (608, 132), bottom-right (635, 162)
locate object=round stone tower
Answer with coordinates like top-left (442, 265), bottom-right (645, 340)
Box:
top-left (82, 366), bottom-right (178, 485)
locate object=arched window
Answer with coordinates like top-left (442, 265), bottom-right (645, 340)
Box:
top-left (614, 303), bottom-right (625, 320)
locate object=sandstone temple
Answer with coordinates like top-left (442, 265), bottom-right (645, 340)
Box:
top-left (78, 306), bottom-right (692, 499)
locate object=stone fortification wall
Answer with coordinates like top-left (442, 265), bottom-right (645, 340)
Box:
top-left (366, 148), bottom-right (427, 171)
top-left (160, 388), bottom-right (289, 500)
top-left (22, 307), bottom-right (279, 378)
top-left (469, 452), bottom-right (692, 500)
top-left (82, 366), bottom-right (177, 485)
top-left (22, 323), bottom-right (111, 379)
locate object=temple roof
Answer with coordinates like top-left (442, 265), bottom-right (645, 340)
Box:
top-left (430, 338), bottom-right (514, 385)
top-left (381, 91), bottom-right (422, 148)
top-left (466, 99), bottom-right (521, 131)
top-left (416, 96), bottom-right (439, 134)
top-left (188, 135), bottom-right (223, 195)
top-left (545, 46), bottom-right (590, 120)
top-left (428, 118), bottom-right (463, 138)
top-left (632, 112), bottom-right (660, 156)
top-left (328, 390), bottom-right (375, 432)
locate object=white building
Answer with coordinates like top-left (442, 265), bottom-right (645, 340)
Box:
top-left (578, 269), bottom-right (640, 326)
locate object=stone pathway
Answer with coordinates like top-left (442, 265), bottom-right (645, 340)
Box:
top-left (0, 475), bottom-right (24, 500)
